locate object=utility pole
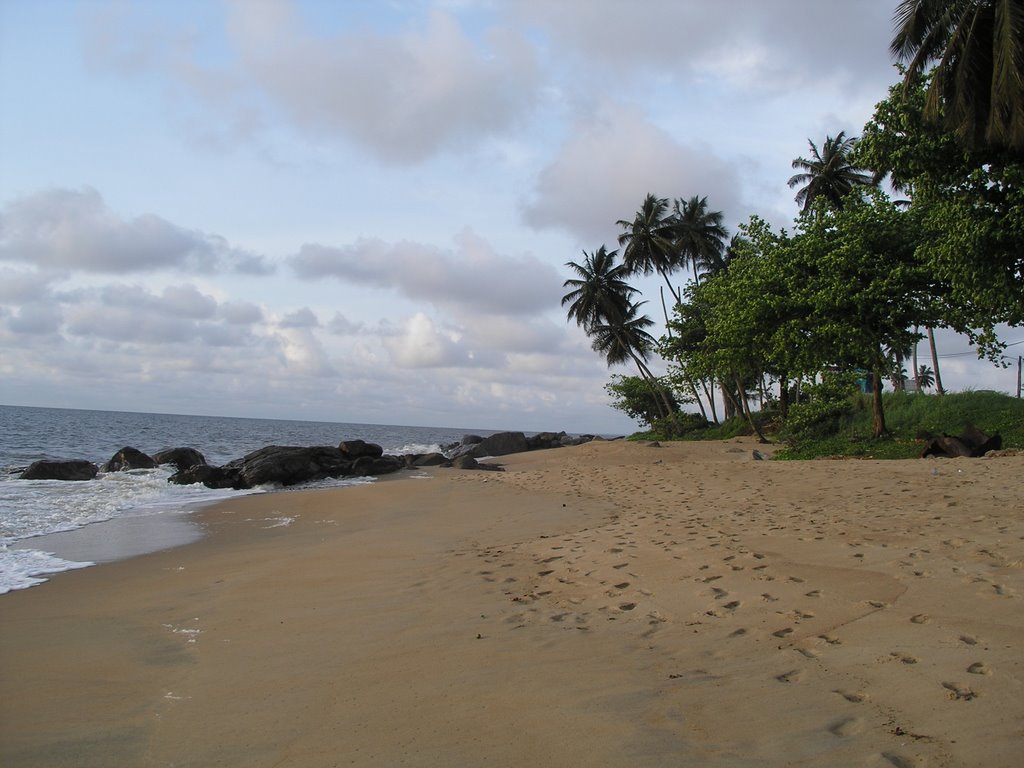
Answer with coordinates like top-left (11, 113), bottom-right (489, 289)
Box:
top-left (1018, 355), bottom-right (1022, 398)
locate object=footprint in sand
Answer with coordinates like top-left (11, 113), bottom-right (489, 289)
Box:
top-left (910, 613), bottom-right (930, 624)
top-left (804, 589), bottom-right (822, 598)
top-left (729, 628), bottom-right (748, 638)
top-left (723, 601), bottom-right (741, 611)
top-left (773, 627), bottom-right (794, 638)
top-left (959, 634), bottom-right (980, 646)
top-left (827, 716), bottom-right (865, 737)
top-left (834, 689), bottom-right (869, 703)
top-left (881, 752), bottom-right (921, 768)
top-left (967, 662), bottom-right (991, 675)
top-left (819, 634), bottom-right (843, 646)
top-left (891, 652), bottom-right (918, 665)
top-left (775, 668), bottom-right (804, 683)
top-left (942, 681), bottom-right (978, 700)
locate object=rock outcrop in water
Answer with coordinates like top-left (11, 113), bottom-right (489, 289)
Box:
top-left (101, 446), bottom-right (158, 472)
top-left (20, 460), bottom-right (99, 481)
top-left (19, 430), bottom-right (608, 485)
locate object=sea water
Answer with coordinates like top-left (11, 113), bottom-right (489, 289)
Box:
top-left (0, 405), bottom-right (492, 594)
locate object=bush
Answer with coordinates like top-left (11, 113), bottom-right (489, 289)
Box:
top-left (780, 372), bottom-right (859, 441)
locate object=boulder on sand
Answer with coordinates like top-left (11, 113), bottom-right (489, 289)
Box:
top-left (232, 445), bottom-right (353, 488)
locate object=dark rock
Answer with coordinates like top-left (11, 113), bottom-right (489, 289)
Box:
top-left (101, 446), bottom-right (157, 472)
top-left (21, 459), bottom-right (98, 481)
top-left (411, 452), bottom-right (451, 467)
top-left (234, 445), bottom-right (352, 488)
top-left (153, 447), bottom-right (207, 471)
top-left (351, 455), bottom-right (404, 477)
top-left (477, 431), bottom-right (528, 457)
top-left (169, 464), bottom-right (237, 489)
top-left (462, 434), bottom-right (484, 445)
top-left (450, 455), bottom-right (504, 471)
top-left (527, 431), bottom-right (566, 451)
top-left (921, 423), bottom-right (1002, 459)
top-left (449, 442), bottom-right (486, 460)
top-left (339, 440), bottom-right (384, 460)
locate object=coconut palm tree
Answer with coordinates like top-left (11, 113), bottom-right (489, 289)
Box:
top-left (788, 132), bottom-right (875, 212)
top-left (917, 364), bottom-right (936, 389)
top-left (561, 246), bottom-right (636, 333)
top-left (562, 248), bottom-right (675, 420)
top-left (588, 299), bottom-right (658, 370)
top-left (891, 0), bottom-right (1024, 151)
top-left (617, 194), bottom-right (682, 303)
top-left (671, 195), bottom-right (729, 285)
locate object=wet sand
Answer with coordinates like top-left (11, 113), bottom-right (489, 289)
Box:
top-left (1, 438), bottom-right (1022, 767)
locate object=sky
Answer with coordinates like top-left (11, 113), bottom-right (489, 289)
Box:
top-left (1, 0), bottom-right (1020, 435)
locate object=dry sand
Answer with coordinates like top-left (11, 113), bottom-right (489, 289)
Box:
top-left (1, 438), bottom-right (1022, 767)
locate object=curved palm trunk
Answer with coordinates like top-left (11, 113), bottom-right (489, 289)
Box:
top-left (658, 271), bottom-right (681, 305)
top-left (871, 363), bottom-right (888, 437)
top-left (927, 327), bottom-right (944, 395)
top-left (912, 326), bottom-right (920, 392)
top-left (734, 374), bottom-right (768, 443)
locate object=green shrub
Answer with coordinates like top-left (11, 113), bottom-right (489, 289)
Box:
top-left (780, 372), bottom-right (859, 441)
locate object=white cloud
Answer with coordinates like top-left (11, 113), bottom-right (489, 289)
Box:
top-left (278, 306), bottom-right (320, 328)
top-left (215, 1), bottom-right (541, 163)
top-left (382, 312), bottom-right (465, 369)
top-left (289, 229), bottom-right (563, 317)
top-left (522, 102), bottom-right (742, 243)
top-left (0, 187), bottom-right (274, 275)
top-left (509, 0), bottom-right (894, 94)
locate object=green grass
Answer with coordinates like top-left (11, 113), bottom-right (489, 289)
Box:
top-left (633, 390), bottom-right (1024, 460)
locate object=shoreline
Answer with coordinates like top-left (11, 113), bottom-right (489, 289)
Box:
top-left (2, 439), bottom-right (1022, 767)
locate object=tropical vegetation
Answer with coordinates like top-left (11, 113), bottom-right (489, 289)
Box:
top-left (561, 3), bottom-right (1023, 457)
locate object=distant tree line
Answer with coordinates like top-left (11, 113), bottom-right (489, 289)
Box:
top-left (563, 0), bottom-right (1024, 439)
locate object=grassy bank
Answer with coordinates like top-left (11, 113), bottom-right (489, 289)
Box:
top-left (634, 390), bottom-right (1024, 460)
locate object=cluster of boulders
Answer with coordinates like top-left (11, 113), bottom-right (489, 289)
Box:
top-left (921, 423), bottom-right (1002, 458)
top-left (17, 430), bottom-right (605, 488)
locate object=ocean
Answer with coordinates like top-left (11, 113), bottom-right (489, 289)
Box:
top-left (0, 405), bottom-right (495, 594)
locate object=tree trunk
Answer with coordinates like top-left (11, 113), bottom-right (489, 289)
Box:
top-left (927, 327), bottom-right (944, 395)
top-left (735, 374), bottom-right (768, 443)
top-left (779, 375), bottom-right (790, 419)
top-left (685, 376), bottom-right (709, 422)
top-left (912, 326), bottom-right (920, 392)
top-left (871, 364), bottom-right (887, 438)
top-left (702, 379), bottom-right (719, 423)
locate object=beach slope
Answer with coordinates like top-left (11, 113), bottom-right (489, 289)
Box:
top-left (1, 439), bottom-right (1022, 767)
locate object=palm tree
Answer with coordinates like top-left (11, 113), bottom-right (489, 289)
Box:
top-left (588, 300), bottom-right (658, 371)
top-left (562, 248), bottom-right (675, 420)
top-left (917, 364), bottom-right (936, 389)
top-left (617, 194), bottom-right (682, 303)
top-left (561, 246), bottom-right (636, 332)
top-left (788, 132), bottom-right (875, 212)
top-left (671, 196), bottom-right (729, 284)
top-left (892, 0), bottom-right (1024, 151)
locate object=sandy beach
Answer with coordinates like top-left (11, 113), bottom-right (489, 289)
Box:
top-left (1, 438), bottom-right (1022, 767)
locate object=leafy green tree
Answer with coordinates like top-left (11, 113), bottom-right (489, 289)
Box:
top-left (788, 132), bottom-right (875, 212)
top-left (892, 0), bottom-right (1024, 151)
top-left (857, 71), bottom-right (1024, 352)
top-left (605, 374), bottom-right (681, 428)
top-left (617, 194), bottom-right (683, 303)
